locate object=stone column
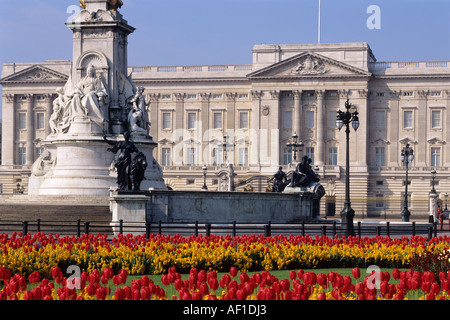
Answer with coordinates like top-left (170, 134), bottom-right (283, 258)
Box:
top-left (315, 90), bottom-right (325, 166)
top-left (250, 90), bottom-right (263, 170)
top-left (293, 90), bottom-right (303, 136)
top-left (24, 94), bottom-right (35, 166)
top-left (44, 94), bottom-right (53, 138)
top-left (416, 90), bottom-right (429, 167)
top-left (1, 94), bottom-right (15, 166)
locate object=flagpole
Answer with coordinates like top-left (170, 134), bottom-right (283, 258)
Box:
top-left (318, 0), bottom-right (321, 43)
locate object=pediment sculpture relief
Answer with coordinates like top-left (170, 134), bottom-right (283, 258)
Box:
top-left (291, 55), bottom-right (328, 75)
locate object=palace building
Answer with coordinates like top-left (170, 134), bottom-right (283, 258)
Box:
top-left (1, 42), bottom-right (450, 219)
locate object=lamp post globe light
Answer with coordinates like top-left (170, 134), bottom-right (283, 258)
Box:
top-left (286, 132), bottom-right (304, 164)
top-left (400, 144), bottom-right (414, 222)
top-left (336, 98), bottom-right (359, 236)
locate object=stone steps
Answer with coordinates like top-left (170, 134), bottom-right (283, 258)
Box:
top-left (0, 200), bottom-right (112, 236)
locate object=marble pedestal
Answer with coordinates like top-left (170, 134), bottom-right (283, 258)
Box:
top-left (28, 121), bottom-right (166, 196)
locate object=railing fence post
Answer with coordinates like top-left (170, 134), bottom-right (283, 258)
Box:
top-left (146, 222), bottom-right (151, 239)
top-left (321, 225), bottom-right (327, 237)
top-left (84, 221), bottom-right (90, 235)
top-left (22, 221), bottom-right (28, 235)
top-left (77, 219), bottom-right (81, 237)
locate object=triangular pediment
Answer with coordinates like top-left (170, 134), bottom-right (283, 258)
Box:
top-left (0, 65), bottom-right (69, 84)
top-left (247, 52), bottom-right (372, 79)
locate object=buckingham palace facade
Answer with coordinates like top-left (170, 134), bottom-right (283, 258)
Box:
top-left (1, 42), bottom-right (450, 219)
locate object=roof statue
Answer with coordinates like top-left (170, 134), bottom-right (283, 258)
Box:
top-left (80, 0), bottom-right (123, 11)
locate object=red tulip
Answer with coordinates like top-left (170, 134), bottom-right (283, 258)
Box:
top-left (289, 270), bottom-right (297, 280)
top-left (230, 267), bottom-right (238, 278)
top-left (95, 287), bottom-right (107, 300)
top-left (441, 279), bottom-right (449, 292)
top-left (431, 282), bottom-right (440, 295)
top-left (392, 268), bottom-right (400, 280)
top-left (140, 287), bottom-right (151, 300)
top-left (355, 282), bottom-right (364, 295)
top-left (352, 267), bottom-right (361, 280)
top-left (208, 278), bottom-right (219, 291)
top-left (114, 288), bottom-right (124, 300)
top-left (422, 281), bottom-right (431, 293)
top-left (317, 292), bottom-right (326, 300)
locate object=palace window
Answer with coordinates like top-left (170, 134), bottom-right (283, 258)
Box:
top-left (306, 111), bottom-right (315, 128)
top-left (18, 148), bottom-right (26, 165)
top-left (376, 194), bottom-right (385, 208)
top-left (329, 111), bottom-right (337, 128)
top-left (431, 147), bottom-right (441, 167)
top-left (187, 148), bottom-right (196, 166)
top-left (238, 148), bottom-right (248, 167)
top-left (283, 148), bottom-right (292, 165)
top-left (162, 113), bottom-right (172, 130)
top-left (239, 112), bottom-right (248, 129)
top-left (187, 113), bottom-right (197, 130)
top-left (212, 148), bottom-right (222, 166)
top-left (283, 111), bottom-right (292, 129)
top-left (162, 148), bottom-right (171, 166)
top-left (431, 110), bottom-right (441, 129)
top-left (213, 112), bottom-right (222, 129)
top-left (375, 147), bottom-right (385, 166)
top-left (19, 113), bottom-right (26, 130)
top-left (376, 111), bottom-right (386, 129)
top-left (403, 110), bottom-right (413, 128)
top-left (328, 147), bottom-right (337, 166)
top-left (306, 147), bottom-right (315, 164)
top-left (36, 113), bottom-right (45, 130)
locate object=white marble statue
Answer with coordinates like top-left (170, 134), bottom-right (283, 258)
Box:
top-left (50, 65), bottom-right (109, 134)
top-left (71, 65), bottom-right (109, 127)
top-left (127, 86), bottom-right (150, 135)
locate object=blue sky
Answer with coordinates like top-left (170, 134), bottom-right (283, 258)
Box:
top-left (0, 0), bottom-right (449, 116)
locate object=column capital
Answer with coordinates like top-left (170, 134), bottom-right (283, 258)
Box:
top-left (3, 93), bottom-right (15, 103)
top-left (316, 89), bottom-right (325, 98)
top-left (22, 94), bottom-right (34, 103)
top-left (43, 93), bottom-right (54, 104)
top-left (200, 92), bottom-right (211, 101)
top-left (292, 90), bottom-right (303, 99)
top-left (251, 90), bottom-right (263, 100)
top-left (338, 90), bottom-right (350, 99)
top-left (225, 92), bottom-right (237, 101)
top-left (269, 90), bottom-right (280, 99)
top-left (150, 93), bottom-right (160, 102)
top-left (174, 93), bottom-right (185, 102)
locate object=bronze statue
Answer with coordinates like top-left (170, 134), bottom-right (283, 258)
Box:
top-left (290, 155), bottom-right (320, 188)
top-left (271, 166), bottom-right (290, 192)
top-left (104, 132), bottom-right (147, 191)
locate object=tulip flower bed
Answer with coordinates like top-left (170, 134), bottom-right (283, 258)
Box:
top-left (1, 232), bottom-right (450, 300)
top-left (2, 264), bottom-right (450, 300)
top-left (2, 232), bottom-right (449, 279)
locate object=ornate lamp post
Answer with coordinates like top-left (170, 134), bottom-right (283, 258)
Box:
top-left (429, 169), bottom-right (437, 223)
top-left (202, 165), bottom-right (208, 191)
top-left (286, 132), bottom-right (304, 164)
top-left (431, 169), bottom-right (437, 194)
top-left (336, 98), bottom-right (359, 236)
top-left (400, 144), bottom-right (414, 222)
